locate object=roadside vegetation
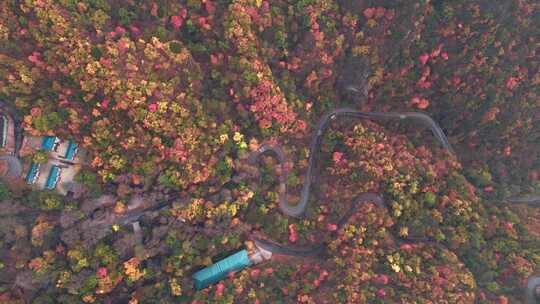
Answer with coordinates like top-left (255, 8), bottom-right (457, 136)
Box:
top-left (0, 0), bottom-right (538, 303)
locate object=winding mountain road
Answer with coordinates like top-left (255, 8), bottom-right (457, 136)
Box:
top-left (248, 107), bottom-right (455, 257)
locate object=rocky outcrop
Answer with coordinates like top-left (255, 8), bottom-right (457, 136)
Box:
top-left (60, 192), bottom-right (174, 247)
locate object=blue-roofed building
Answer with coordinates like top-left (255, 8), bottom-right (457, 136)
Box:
top-left (22, 135), bottom-right (86, 195)
top-left (64, 141), bottom-right (78, 161)
top-left (45, 165), bottom-right (61, 189)
top-left (26, 162), bottom-right (40, 184)
top-left (41, 136), bottom-right (57, 151)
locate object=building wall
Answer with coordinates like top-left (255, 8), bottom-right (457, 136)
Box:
top-left (0, 111), bottom-right (16, 155)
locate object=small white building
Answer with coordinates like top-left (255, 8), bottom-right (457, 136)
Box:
top-left (0, 110), bottom-right (22, 183)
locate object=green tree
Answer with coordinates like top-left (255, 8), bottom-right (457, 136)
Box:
top-left (0, 181), bottom-right (10, 201)
top-left (27, 190), bottom-right (64, 211)
top-left (74, 170), bottom-right (102, 197)
top-left (32, 150), bottom-right (49, 164)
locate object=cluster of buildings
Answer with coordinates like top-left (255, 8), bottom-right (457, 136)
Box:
top-left (0, 103), bottom-right (85, 195)
top-left (23, 136), bottom-right (85, 194)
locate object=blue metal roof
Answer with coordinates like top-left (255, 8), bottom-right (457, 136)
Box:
top-left (41, 136), bottom-right (57, 151)
top-left (192, 249), bottom-right (252, 290)
top-left (26, 162), bottom-right (40, 184)
top-left (64, 141), bottom-right (78, 161)
top-left (45, 165), bottom-right (61, 189)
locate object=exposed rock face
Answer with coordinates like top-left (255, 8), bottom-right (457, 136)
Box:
top-left (60, 192), bottom-right (171, 247)
top-left (335, 55), bottom-right (370, 104)
top-left (59, 209), bottom-right (84, 229)
top-left (80, 195), bottom-right (116, 215)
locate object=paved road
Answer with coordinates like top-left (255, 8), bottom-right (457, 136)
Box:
top-left (505, 195), bottom-right (540, 206)
top-left (527, 276), bottom-right (540, 304)
top-left (249, 107), bottom-right (454, 257)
